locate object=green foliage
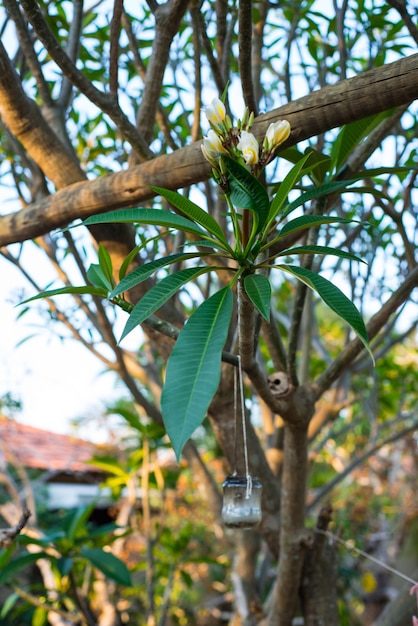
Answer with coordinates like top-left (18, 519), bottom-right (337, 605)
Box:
top-left (161, 286), bottom-right (233, 460)
top-left (24, 139), bottom-right (383, 456)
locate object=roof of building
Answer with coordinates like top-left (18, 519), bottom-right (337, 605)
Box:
top-left (0, 416), bottom-right (102, 474)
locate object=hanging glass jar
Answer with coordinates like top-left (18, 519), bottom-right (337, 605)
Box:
top-left (222, 475), bottom-right (262, 529)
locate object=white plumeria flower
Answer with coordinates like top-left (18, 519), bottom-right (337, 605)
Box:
top-left (201, 129), bottom-right (227, 165)
top-left (204, 97), bottom-right (226, 126)
top-left (264, 120), bottom-right (291, 152)
top-left (237, 131), bottom-right (259, 165)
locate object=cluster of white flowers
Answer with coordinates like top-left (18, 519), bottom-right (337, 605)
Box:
top-left (201, 97), bottom-right (290, 176)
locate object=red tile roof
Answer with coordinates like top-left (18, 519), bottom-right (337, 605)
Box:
top-left (0, 417), bottom-right (100, 473)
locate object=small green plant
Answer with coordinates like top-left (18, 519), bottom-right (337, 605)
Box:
top-left (0, 503), bottom-right (131, 624)
top-left (24, 99), bottom-right (405, 460)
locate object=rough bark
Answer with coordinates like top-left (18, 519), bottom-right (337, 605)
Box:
top-left (300, 506), bottom-right (340, 626)
top-left (0, 53), bottom-right (417, 246)
top-left (267, 423), bottom-right (312, 626)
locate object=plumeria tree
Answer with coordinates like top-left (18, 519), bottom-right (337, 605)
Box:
top-left (0, 1), bottom-right (417, 625)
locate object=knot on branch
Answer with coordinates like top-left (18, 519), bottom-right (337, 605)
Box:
top-left (268, 371), bottom-right (293, 398)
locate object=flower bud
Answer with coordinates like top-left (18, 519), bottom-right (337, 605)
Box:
top-left (201, 129), bottom-right (227, 166)
top-left (204, 97), bottom-right (226, 126)
top-left (264, 120), bottom-right (291, 152)
top-left (237, 131), bottom-right (259, 165)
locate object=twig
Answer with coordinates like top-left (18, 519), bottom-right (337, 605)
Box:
top-left (0, 509), bottom-right (31, 548)
top-left (308, 419), bottom-right (418, 510)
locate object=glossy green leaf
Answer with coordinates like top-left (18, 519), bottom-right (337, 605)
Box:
top-left (120, 267), bottom-right (211, 341)
top-left (32, 605), bottom-right (48, 626)
top-left (20, 285), bottom-right (108, 304)
top-left (278, 215), bottom-right (356, 239)
top-left (81, 548), bottom-right (132, 586)
top-left (161, 286), bottom-right (233, 460)
top-left (67, 504), bottom-right (95, 543)
top-left (274, 245), bottom-right (365, 264)
top-left (280, 180), bottom-right (359, 220)
top-left (87, 263), bottom-right (113, 290)
top-left (0, 552), bottom-right (52, 585)
top-left (97, 244), bottom-right (114, 288)
top-left (223, 156), bottom-right (270, 233)
top-left (330, 112), bottom-right (392, 175)
top-left (0, 592), bottom-right (19, 617)
top-left (119, 244), bottom-right (143, 280)
top-left (82, 209), bottom-right (207, 238)
top-left (109, 253), bottom-right (202, 298)
top-left (264, 153), bottom-right (311, 232)
top-left (244, 274), bottom-right (271, 321)
top-left (152, 186), bottom-right (229, 246)
top-left (275, 264), bottom-right (373, 360)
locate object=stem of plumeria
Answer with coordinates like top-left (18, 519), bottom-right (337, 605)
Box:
top-left (224, 194), bottom-right (242, 257)
top-left (242, 209), bottom-right (250, 249)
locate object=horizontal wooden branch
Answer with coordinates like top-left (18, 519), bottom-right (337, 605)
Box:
top-left (1, 53), bottom-right (417, 247)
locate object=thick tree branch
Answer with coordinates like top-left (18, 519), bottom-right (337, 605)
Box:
top-left (1, 53), bottom-right (417, 246)
top-left (0, 40), bottom-right (85, 188)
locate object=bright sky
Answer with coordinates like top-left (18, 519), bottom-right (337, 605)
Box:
top-left (1, 264), bottom-right (121, 441)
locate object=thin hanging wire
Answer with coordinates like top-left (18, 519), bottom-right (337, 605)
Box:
top-left (236, 281), bottom-right (252, 498)
top-left (233, 365), bottom-right (238, 475)
top-left (237, 354), bottom-right (252, 498)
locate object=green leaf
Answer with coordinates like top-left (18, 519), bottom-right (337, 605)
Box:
top-left (0, 552), bottom-right (52, 585)
top-left (20, 285), bottom-right (107, 305)
top-left (82, 209), bottom-right (207, 238)
top-left (67, 504), bottom-right (95, 543)
top-left (97, 244), bottom-right (114, 288)
top-left (275, 264), bottom-right (373, 360)
top-left (81, 548), bottom-right (132, 586)
top-left (244, 274), bottom-right (271, 321)
top-left (120, 267), bottom-right (211, 341)
top-left (223, 156), bottom-right (270, 233)
top-left (280, 180), bottom-right (359, 220)
top-left (0, 592), bottom-right (19, 617)
top-left (161, 286), bottom-right (233, 460)
top-left (278, 215), bottom-right (357, 239)
top-left (152, 187), bottom-right (229, 247)
top-left (274, 245), bottom-right (366, 264)
top-left (87, 263), bottom-right (113, 290)
top-left (32, 605), bottom-right (48, 626)
top-left (109, 253), bottom-right (202, 298)
top-left (89, 456), bottom-right (127, 476)
top-left (119, 244), bottom-right (143, 280)
top-left (330, 112), bottom-right (392, 175)
top-left (264, 152), bottom-right (311, 232)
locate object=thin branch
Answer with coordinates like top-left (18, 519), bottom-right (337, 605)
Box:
top-left (13, 587), bottom-right (82, 623)
top-left (121, 9), bottom-right (179, 150)
top-left (133, 0), bottom-right (190, 147)
top-left (19, 0), bottom-right (153, 160)
top-left (190, 2), bottom-right (202, 143)
top-left (0, 508), bottom-right (31, 548)
top-left (308, 419), bottom-right (418, 511)
top-left (109, 0), bottom-right (123, 95)
top-left (387, 0), bottom-right (418, 45)
top-left (3, 0), bottom-right (52, 105)
top-left (238, 0), bottom-right (258, 115)
top-left (196, 8), bottom-right (228, 97)
top-left (58, 0), bottom-right (83, 109)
